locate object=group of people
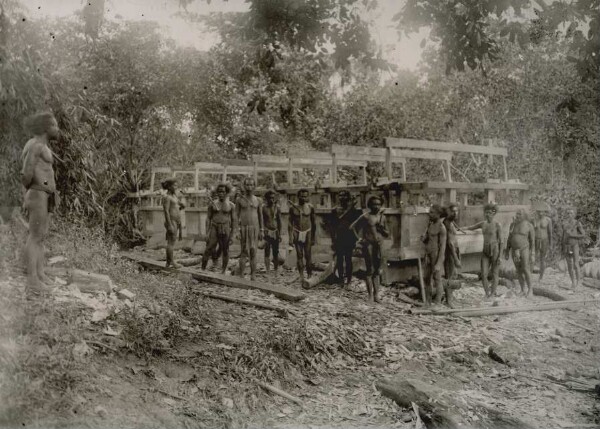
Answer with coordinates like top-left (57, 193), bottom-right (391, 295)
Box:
top-left (20, 110), bottom-right (587, 305)
top-left (422, 201), bottom-right (585, 308)
top-left (162, 177), bottom-right (390, 302)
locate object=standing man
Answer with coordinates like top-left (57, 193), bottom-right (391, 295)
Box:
top-left (422, 205), bottom-right (447, 306)
top-left (443, 203), bottom-right (461, 307)
top-left (21, 111), bottom-right (60, 293)
top-left (236, 177), bottom-right (263, 280)
top-left (505, 209), bottom-right (535, 297)
top-left (562, 208), bottom-right (585, 289)
top-left (262, 190), bottom-right (282, 273)
top-left (534, 206), bottom-right (553, 282)
top-left (331, 190), bottom-right (361, 287)
top-left (465, 203), bottom-right (503, 299)
top-left (289, 189), bottom-right (316, 283)
top-left (162, 178), bottom-right (185, 268)
top-left (202, 183), bottom-right (235, 274)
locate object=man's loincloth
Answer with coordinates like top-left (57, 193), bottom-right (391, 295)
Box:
top-left (240, 225), bottom-right (259, 255)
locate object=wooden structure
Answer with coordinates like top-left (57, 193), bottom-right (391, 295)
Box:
top-left (128, 138), bottom-right (531, 283)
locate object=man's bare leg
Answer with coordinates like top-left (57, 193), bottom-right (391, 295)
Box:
top-left (481, 256), bottom-right (491, 298)
top-left (365, 277), bottom-right (374, 302)
top-left (36, 244), bottom-right (53, 285)
top-left (573, 247), bottom-right (581, 288)
top-left (264, 241), bottom-right (271, 273)
top-left (373, 275), bottom-right (381, 303)
top-left (25, 235), bottom-right (43, 289)
top-left (25, 191), bottom-right (49, 290)
top-left (566, 257), bottom-right (576, 288)
top-left (250, 248), bottom-right (257, 281)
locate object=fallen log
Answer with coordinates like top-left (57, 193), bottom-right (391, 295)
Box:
top-left (376, 378), bottom-right (533, 429)
top-left (532, 286), bottom-right (567, 301)
top-left (176, 257), bottom-right (203, 267)
top-left (254, 379), bottom-right (303, 407)
top-left (122, 253), bottom-right (305, 302)
top-left (566, 320), bottom-right (596, 334)
top-left (582, 278), bottom-right (600, 290)
top-left (201, 292), bottom-right (287, 316)
top-left (302, 261), bottom-right (334, 289)
top-left (411, 298), bottom-right (598, 316)
top-left (452, 300), bottom-right (600, 318)
top-left (396, 291), bottom-right (423, 307)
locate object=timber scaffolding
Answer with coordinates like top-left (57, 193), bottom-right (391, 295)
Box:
top-left (128, 138), bottom-right (531, 283)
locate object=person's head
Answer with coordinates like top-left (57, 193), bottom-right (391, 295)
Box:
top-left (567, 208), bottom-right (576, 219)
top-left (338, 190), bottom-right (351, 208)
top-left (446, 203), bottom-right (459, 221)
top-left (215, 183), bottom-right (231, 201)
top-left (265, 190), bottom-right (277, 206)
top-left (367, 196), bottom-right (383, 213)
top-left (484, 203), bottom-right (497, 221)
top-left (298, 189), bottom-right (309, 204)
top-left (243, 177), bottom-right (255, 193)
top-left (429, 204), bottom-right (443, 221)
top-left (161, 178), bottom-right (177, 193)
top-left (25, 111), bottom-right (59, 140)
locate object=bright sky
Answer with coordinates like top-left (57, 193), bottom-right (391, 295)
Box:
top-left (21, 0), bottom-right (425, 70)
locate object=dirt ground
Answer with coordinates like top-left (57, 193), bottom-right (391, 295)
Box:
top-left (1, 222), bottom-right (599, 429)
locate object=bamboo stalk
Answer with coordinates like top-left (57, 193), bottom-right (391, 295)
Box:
top-left (254, 379), bottom-right (303, 407)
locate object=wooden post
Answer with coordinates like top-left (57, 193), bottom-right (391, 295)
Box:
top-left (385, 147), bottom-right (392, 179)
top-left (332, 152), bottom-right (338, 184)
top-left (520, 190), bottom-right (531, 205)
top-left (287, 158), bottom-right (293, 185)
top-left (222, 166), bottom-right (227, 183)
top-left (194, 167), bottom-right (199, 191)
top-left (150, 172), bottom-right (155, 193)
top-left (401, 160), bottom-right (407, 182)
top-left (445, 159), bottom-right (452, 182)
top-left (461, 193), bottom-right (469, 206)
top-left (253, 160), bottom-right (258, 184)
top-left (362, 166), bottom-right (368, 185)
top-left (486, 189), bottom-right (496, 203)
top-left (502, 156), bottom-right (508, 182)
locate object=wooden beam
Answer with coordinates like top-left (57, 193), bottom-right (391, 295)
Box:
top-left (385, 137), bottom-right (508, 157)
top-left (424, 181), bottom-right (530, 191)
top-left (122, 253), bottom-right (306, 302)
top-left (332, 152), bottom-right (338, 184)
top-left (401, 160), bottom-right (407, 181)
top-left (331, 144), bottom-right (387, 161)
top-left (287, 158), bottom-right (293, 185)
top-left (390, 149), bottom-right (453, 162)
top-left (385, 147), bottom-right (392, 179)
top-left (502, 156), bottom-right (509, 181)
top-left (253, 160), bottom-right (258, 183)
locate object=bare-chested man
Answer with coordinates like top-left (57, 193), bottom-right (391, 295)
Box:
top-left (162, 178), bottom-right (185, 268)
top-left (443, 203), bottom-right (461, 307)
top-left (262, 190), bottom-right (282, 273)
top-left (331, 190), bottom-right (361, 287)
top-left (505, 209), bottom-right (535, 297)
top-left (289, 189), bottom-right (316, 282)
top-left (534, 207), bottom-right (553, 281)
top-left (236, 177), bottom-right (263, 280)
top-left (354, 196), bottom-right (389, 303)
top-left (202, 183), bottom-right (235, 273)
top-left (562, 208), bottom-right (585, 289)
top-left (465, 203), bottom-right (503, 299)
top-left (21, 111), bottom-right (59, 293)
top-left (422, 205), bottom-right (446, 306)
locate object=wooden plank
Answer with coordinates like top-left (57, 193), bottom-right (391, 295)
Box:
top-left (390, 149), bottom-right (453, 161)
top-left (385, 137), bottom-right (508, 156)
top-left (252, 154), bottom-right (289, 165)
top-left (424, 181), bottom-right (530, 191)
top-left (331, 144), bottom-right (387, 161)
top-left (122, 253), bottom-right (306, 302)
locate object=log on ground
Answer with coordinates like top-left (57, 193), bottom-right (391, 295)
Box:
top-left (582, 278), bottom-right (600, 290)
top-left (122, 253), bottom-right (305, 302)
top-left (376, 378), bottom-right (533, 429)
top-left (532, 286), bottom-right (567, 301)
top-left (201, 292), bottom-right (288, 316)
top-left (302, 261), bottom-right (334, 289)
top-left (452, 300), bottom-right (599, 318)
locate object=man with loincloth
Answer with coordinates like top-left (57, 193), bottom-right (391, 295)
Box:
top-left (505, 209), bottom-right (535, 297)
top-left (162, 178), bottom-right (185, 268)
top-left (236, 177), bottom-right (263, 280)
top-left (21, 111), bottom-right (60, 294)
top-left (202, 183), bottom-right (235, 274)
top-left (465, 203), bottom-right (503, 299)
top-left (262, 190), bottom-right (282, 273)
top-left (330, 190), bottom-right (361, 287)
top-left (354, 196), bottom-right (389, 302)
top-left (422, 204), bottom-right (447, 306)
top-left (288, 189), bottom-right (316, 282)
top-left (443, 203), bottom-right (461, 308)
top-left (534, 206), bottom-right (553, 282)
top-left (562, 208), bottom-right (585, 289)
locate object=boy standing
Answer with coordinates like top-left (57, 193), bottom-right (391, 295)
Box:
top-left (443, 203), bottom-right (461, 307)
top-left (562, 208), bottom-right (585, 288)
top-left (354, 196), bottom-right (389, 302)
top-left (162, 178), bottom-right (185, 268)
top-left (236, 178), bottom-right (263, 280)
top-left (289, 189), bottom-right (316, 282)
top-left (534, 207), bottom-right (553, 281)
top-left (465, 203), bottom-right (503, 298)
top-left (262, 190), bottom-right (282, 273)
top-left (202, 183), bottom-right (235, 273)
top-left (423, 205), bottom-right (447, 306)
